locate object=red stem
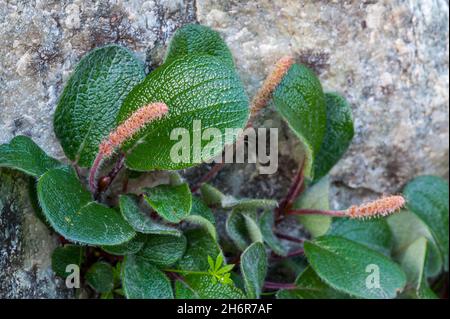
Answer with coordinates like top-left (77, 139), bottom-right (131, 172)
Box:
top-left (287, 209), bottom-right (346, 217)
top-left (191, 162), bottom-right (224, 192)
top-left (89, 152), bottom-right (104, 196)
top-left (264, 281), bottom-right (297, 290)
top-left (274, 231), bottom-right (305, 244)
top-left (276, 160), bottom-right (305, 219)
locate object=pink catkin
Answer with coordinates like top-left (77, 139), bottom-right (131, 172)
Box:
top-left (346, 195), bottom-right (406, 219)
top-left (251, 56), bottom-right (295, 116)
top-left (99, 102), bottom-right (168, 157)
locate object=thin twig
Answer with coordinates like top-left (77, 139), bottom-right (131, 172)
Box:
top-left (287, 208), bottom-right (346, 217)
top-left (263, 281), bottom-right (297, 290)
top-left (276, 159), bottom-right (305, 220)
top-left (274, 231), bottom-right (305, 244)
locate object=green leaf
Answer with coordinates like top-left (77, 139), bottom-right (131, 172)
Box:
top-left (136, 234), bottom-right (187, 267)
top-left (277, 267), bottom-right (349, 299)
top-left (0, 135), bottom-right (61, 177)
top-left (226, 209), bottom-right (263, 251)
top-left (304, 236), bottom-right (406, 299)
top-left (293, 176), bottom-right (332, 237)
top-left (240, 242), bottom-right (267, 298)
top-left (51, 245), bottom-right (85, 279)
top-left (175, 275), bottom-right (245, 299)
top-left (37, 168), bottom-right (135, 245)
top-left (86, 262), bottom-right (114, 293)
top-left (119, 194), bottom-right (181, 236)
top-left (183, 197), bottom-right (217, 239)
top-left (176, 228), bottom-right (222, 272)
top-left (272, 63), bottom-right (326, 177)
top-left (143, 183), bottom-right (192, 223)
top-left (403, 175), bottom-right (449, 270)
top-left (200, 183), bottom-right (225, 206)
top-left (221, 197), bottom-right (278, 210)
top-left (215, 253), bottom-right (224, 271)
top-left (54, 45), bottom-right (145, 167)
top-left (122, 255), bottom-right (173, 299)
top-left (101, 234), bottom-right (146, 256)
top-left (259, 210), bottom-right (288, 256)
top-left (398, 237), bottom-right (428, 293)
top-left (165, 24), bottom-right (234, 67)
top-left (116, 54), bottom-right (249, 171)
top-left (387, 209), bottom-right (442, 277)
top-left (313, 93), bottom-right (354, 180)
top-left (327, 218), bottom-right (392, 256)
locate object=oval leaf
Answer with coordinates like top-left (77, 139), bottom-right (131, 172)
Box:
top-left (116, 54), bottom-right (249, 171)
top-left (54, 45), bottom-right (145, 167)
top-left (119, 194), bottom-right (181, 236)
top-left (37, 168), bottom-right (135, 245)
top-left (304, 235), bottom-right (406, 299)
top-left (259, 210), bottom-right (288, 256)
top-left (51, 244), bottom-right (85, 279)
top-left (122, 255), bottom-right (173, 299)
top-left (240, 242), bottom-right (267, 298)
top-left (86, 262), bottom-right (114, 293)
top-left (136, 234), bottom-right (187, 267)
top-left (272, 63), bottom-right (326, 177)
top-left (313, 93), bottom-right (354, 180)
top-left (165, 24), bottom-right (234, 67)
top-left (403, 175), bottom-right (449, 270)
top-left (184, 197), bottom-right (217, 239)
top-left (101, 234), bottom-right (146, 256)
top-left (143, 183), bottom-right (192, 223)
top-left (0, 135), bottom-right (60, 177)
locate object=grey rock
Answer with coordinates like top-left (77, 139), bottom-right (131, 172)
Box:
top-left (197, 0), bottom-right (449, 197)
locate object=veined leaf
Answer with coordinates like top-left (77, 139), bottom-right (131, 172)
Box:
top-left (116, 54), bottom-right (249, 171)
top-left (165, 24), bottom-right (234, 67)
top-left (122, 255), bottom-right (173, 299)
top-left (403, 175), bottom-right (449, 270)
top-left (176, 228), bottom-right (222, 272)
top-left (327, 218), bottom-right (392, 256)
top-left (175, 275), bottom-right (245, 299)
top-left (54, 45), bottom-right (145, 167)
top-left (136, 234), bottom-right (187, 267)
top-left (272, 63), bottom-right (326, 178)
top-left (0, 135), bottom-right (61, 177)
top-left (37, 168), bottom-right (135, 245)
top-left (313, 93), bottom-right (354, 180)
top-left (86, 262), bottom-right (114, 293)
top-left (304, 236), bottom-right (406, 299)
top-left (240, 242), bottom-right (267, 299)
top-left (51, 245), bottom-right (85, 279)
top-left (119, 194), bottom-right (181, 236)
top-left (143, 183), bottom-right (192, 223)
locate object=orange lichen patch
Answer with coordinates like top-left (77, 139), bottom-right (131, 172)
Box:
top-left (99, 102), bottom-right (168, 157)
top-left (250, 56), bottom-right (295, 116)
top-left (346, 195), bottom-right (406, 219)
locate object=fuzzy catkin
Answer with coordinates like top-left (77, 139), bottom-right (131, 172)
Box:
top-left (250, 56), bottom-right (294, 116)
top-left (99, 102), bottom-right (168, 157)
top-left (346, 195), bottom-right (406, 219)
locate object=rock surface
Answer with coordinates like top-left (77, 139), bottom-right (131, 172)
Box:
top-left (0, 0), bottom-right (448, 298)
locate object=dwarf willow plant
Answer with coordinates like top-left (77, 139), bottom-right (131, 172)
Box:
top-left (1, 24), bottom-right (448, 299)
